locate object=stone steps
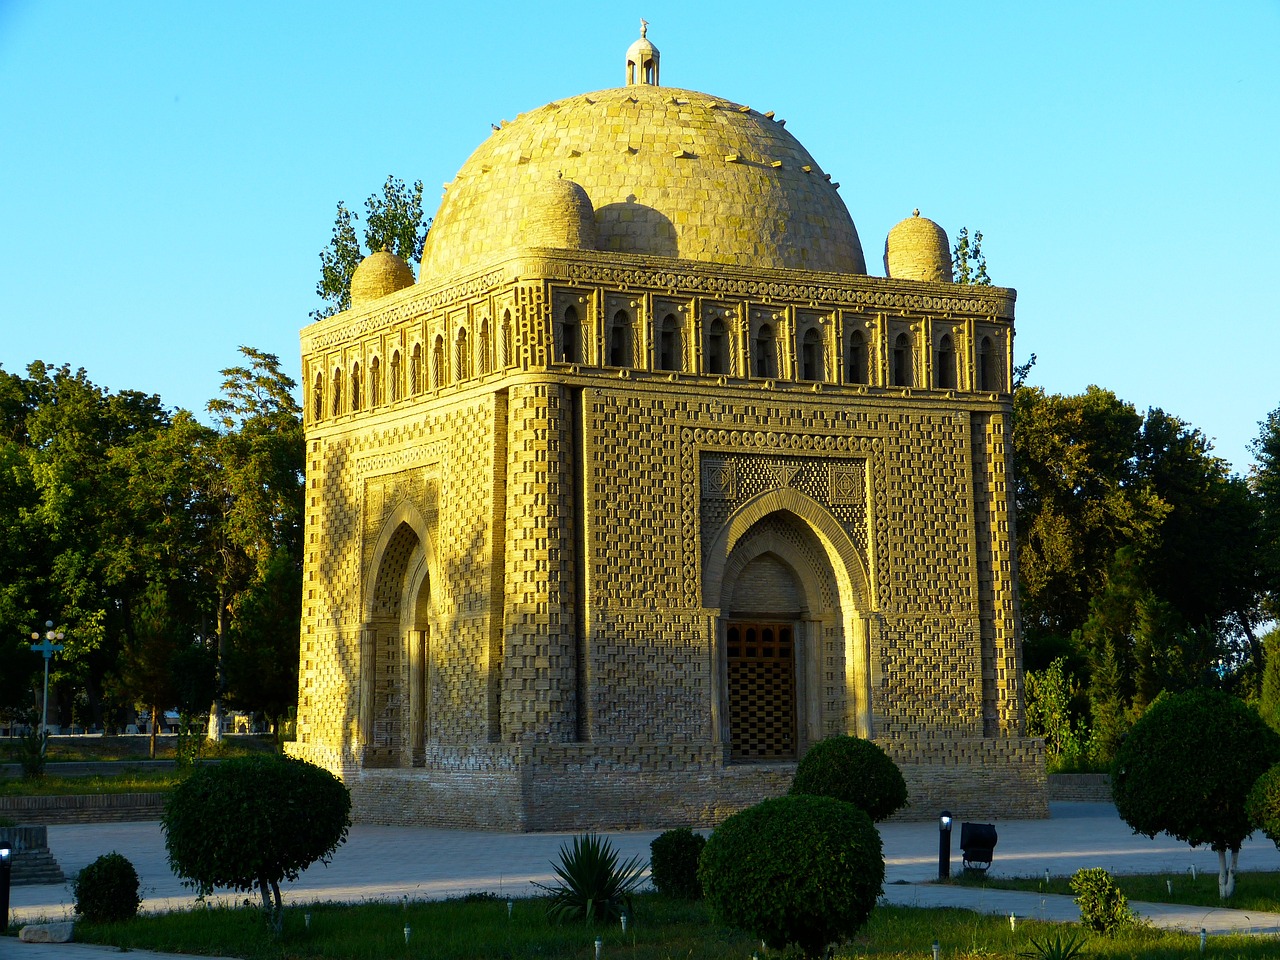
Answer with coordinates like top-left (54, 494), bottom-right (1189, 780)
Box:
top-left (1, 825), bottom-right (65, 886)
top-left (11, 848), bottom-right (65, 885)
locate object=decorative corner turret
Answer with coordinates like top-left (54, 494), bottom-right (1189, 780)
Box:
top-left (626, 19), bottom-right (660, 86)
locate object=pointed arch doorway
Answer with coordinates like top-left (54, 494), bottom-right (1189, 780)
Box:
top-left (705, 490), bottom-right (873, 763)
top-left (362, 510), bottom-right (435, 769)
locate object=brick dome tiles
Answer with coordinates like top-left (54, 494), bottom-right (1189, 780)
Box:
top-left (421, 84), bottom-right (868, 280)
top-left (350, 249), bottom-right (415, 306)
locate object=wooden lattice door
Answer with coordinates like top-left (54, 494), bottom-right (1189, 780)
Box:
top-left (727, 621), bottom-right (796, 761)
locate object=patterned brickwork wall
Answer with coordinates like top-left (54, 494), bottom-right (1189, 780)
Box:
top-left (295, 393), bottom-right (503, 762)
top-left (430, 397), bottom-right (499, 743)
top-left (972, 409), bottom-right (1024, 732)
top-left (881, 736), bottom-right (1048, 821)
top-left (348, 737), bottom-right (1045, 829)
top-left (502, 383), bottom-right (579, 742)
top-left (292, 243), bottom-right (1040, 827)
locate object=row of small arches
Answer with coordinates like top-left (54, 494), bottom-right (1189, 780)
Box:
top-left (557, 306), bottom-right (1005, 391)
top-left (312, 313), bottom-right (515, 420)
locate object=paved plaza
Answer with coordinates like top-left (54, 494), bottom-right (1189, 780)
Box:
top-left (5, 802), bottom-right (1280, 959)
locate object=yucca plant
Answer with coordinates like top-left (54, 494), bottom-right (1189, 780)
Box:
top-left (1017, 931), bottom-right (1086, 960)
top-left (533, 833), bottom-right (648, 924)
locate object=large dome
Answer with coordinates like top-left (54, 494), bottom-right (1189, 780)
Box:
top-left (421, 83), bottom-right (867, 280)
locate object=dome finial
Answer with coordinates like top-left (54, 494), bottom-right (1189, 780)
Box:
top-left (626, 21), bottom-right (660, 86)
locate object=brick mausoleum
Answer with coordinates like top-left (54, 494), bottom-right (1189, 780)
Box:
top-left (286, 26), bottom-right (1048, 828)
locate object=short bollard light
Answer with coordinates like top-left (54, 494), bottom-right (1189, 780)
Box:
top-left (1200, 928), bottom-right (1207, 953)
top-left (1008, 912), bottom-right (1016, 932)
top-left (621, 912), bottom-right (628, 933)
top-left (594, 935), bottom-right (603, 960)
top-left (931, 938), bottom-right (940, 960)
top-left (1191, 864), bottom-right (1197, 881)
top-left (1167, 879), bottom-right (1173, 894)
top-left (404, 924), bottom-right (411, 944)
top-left (304, 912), bottom-right (311, 930)
top-left (0, 841), bottom-right (12, 931)
top-left (938, 811), bottom-right (953, 880)
top-left (507, 899), bottom-right (514, 919)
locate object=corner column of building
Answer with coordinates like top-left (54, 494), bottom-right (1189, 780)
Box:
top-left (501, 382), bottom-right (580, 742)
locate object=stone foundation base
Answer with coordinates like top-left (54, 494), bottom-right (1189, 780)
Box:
top-left (292, 736), bottom-right (1047, 830)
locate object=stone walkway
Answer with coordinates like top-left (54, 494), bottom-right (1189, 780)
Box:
top-left (5, 802), bottom-right (1280, 959)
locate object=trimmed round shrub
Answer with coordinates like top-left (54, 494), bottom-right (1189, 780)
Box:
top-left (789, 735), bottom-right (908, 822)
top-left (1246, 763), bottom-right (1280, 847)
top-left (698, 795), bottom-right (884, 958)
top-left (73, 852), bottom-right (141, 923)
top-left (649, 828), bottom-right (706, 899)
top-left (162, 754), bottom-right (350, 927)
top-left (1113, 689), bottom-right (1280, 851)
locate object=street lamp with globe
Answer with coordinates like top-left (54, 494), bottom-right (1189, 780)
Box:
top-left (30, 620), bottom-right (65, 748)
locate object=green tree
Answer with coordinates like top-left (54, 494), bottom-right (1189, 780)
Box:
top-left (1259, 627), bottom-right (1280, 734)
top-left (1014, 386), bottom-right (1255, 696)
top-left (313, 175), bottom-right (428, 319)
top-left (21, 362), bottom-right (173, 729)
top-left (1253, 405), bottom-right (1280, 622)
top-left (1024, 656), bottom-right (1088, 770)
top-left (951, 226), bottom-right (991, 285)
top-left (162, 755), bottom-right (350, 931)
top-left (1112, 689), bottom-right (1280, 898)
top-left (115, 581), bottom-right (187, 759)
top-left (203, 348), bottom-right (304, 740)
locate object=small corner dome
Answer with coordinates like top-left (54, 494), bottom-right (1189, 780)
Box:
top-left (884, 210), bottom-right (952, 283)
top-left (518, 176), bottom-right (599, 251)
top-left (350, 249), bottom-right (415, 307)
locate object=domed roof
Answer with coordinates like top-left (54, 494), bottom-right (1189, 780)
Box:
top-left (884, 210), bottom-right (952, 283)
top-left (350, 249), bottom-right (415, 306)
top-left (517, 176), bottom-right (599, 251)
top-left (421, 83), bottom-right (867, 280)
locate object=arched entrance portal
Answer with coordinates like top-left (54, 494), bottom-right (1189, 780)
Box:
top-left (362, 513), bottom-right (435, 768)
top-left (706, 490), bottom-right (871, 761)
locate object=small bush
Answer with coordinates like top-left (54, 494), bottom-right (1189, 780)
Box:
top-left (699, 794), bottom-right (884, 959)
top-left (1069, 867), bottom-right (1134, 934)
top-left (789, 735), bottom-right (908, 821)
top-left (1246, 763), bottom-right (1280, 848)
top-left (533, 833), bottom-right (647, 924)
top-left (649, 828), bottom-right (706, 899)
top-left (19, 727), bottom-right (47, 779)
top-left (73, 852), bottom-right (141, 923)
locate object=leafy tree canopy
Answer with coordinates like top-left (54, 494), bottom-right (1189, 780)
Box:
top-left (951, 226), bottom-right (991, 285)
top-left (1112, 688), bottom-right (1280, 897)
top-left (313, 176), bottom-right (429, 319)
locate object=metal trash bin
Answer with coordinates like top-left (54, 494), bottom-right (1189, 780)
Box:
top-left (960, 821), bottom-right (998, 873)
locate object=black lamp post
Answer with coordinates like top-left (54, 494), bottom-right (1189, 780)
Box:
top-left (938, 810), bottom-right (953, 880)
top-left (0, 840), bottom-right (12, 931)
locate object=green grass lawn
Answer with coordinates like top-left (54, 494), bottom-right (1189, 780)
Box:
top-left (0, 733), bottom-right (277, 764)
top-left (33, 895), bottom-right (1278, 960)
top-left (0, 769), bottom-right (184, 797)
top-left (947, 869), bottom-right (1280, 914)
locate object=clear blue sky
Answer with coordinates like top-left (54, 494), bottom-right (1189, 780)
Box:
top-left (2, 2), bottom-right (1277, 472)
